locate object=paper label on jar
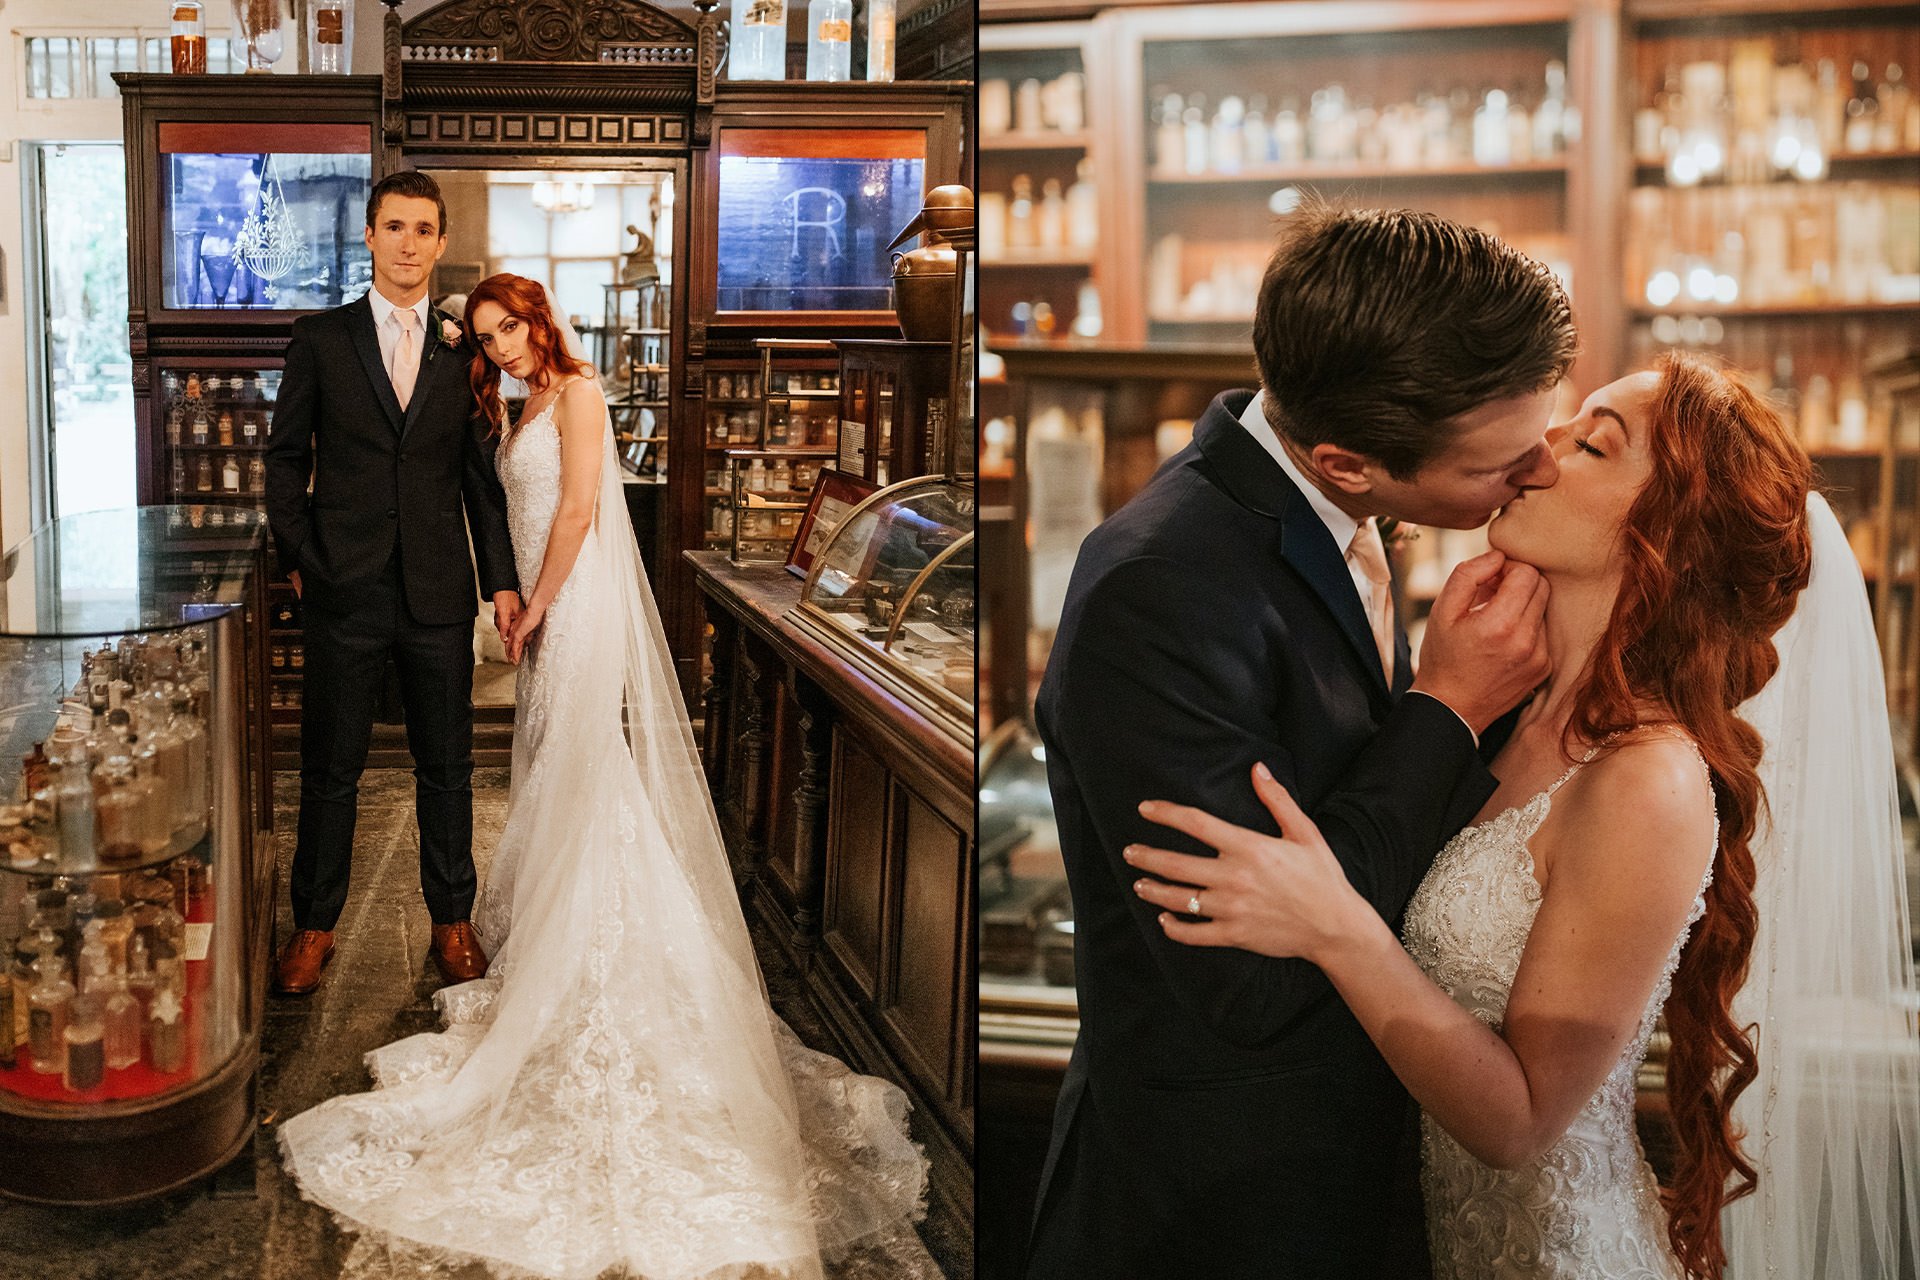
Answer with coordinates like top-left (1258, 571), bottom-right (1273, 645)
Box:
top-left (182, 923), bottom-right (212, 962)
top-left (818, 18), bottom-right (851, 42)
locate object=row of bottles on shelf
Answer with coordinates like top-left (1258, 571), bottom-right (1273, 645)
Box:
top-left (980, 72), bottom-right (1087, 138)
top-left (2, 865), bottom-right (199, 1087)
top-left (1756, 350), bottom-right (1892, 453)
top-left (733, 456), bottom-right (827, 500)
top-left (708, 504), bottom-right (805, 544)
top-left (12, 636), bottom-right (213, 869)
top-left (981, 163), bottom-right (1100, 258)
top-left (1146, 228), bottom-right (1574, 323)
top-left (165, 503), bottom-right (252, 531)
top-left (705, 407), bottom-right (838, 448)
top-left (170, 453), bottom-right (267, 497)
top-left (1000, 284), bottom-right (1104, 341)
top-left (1150, 62), bottom-right (1579, 176)
top-left (727, 0), bottom-right (895, 83)
top-left (161, 370), bottom-right (280, 408)
top-left (1627, 182), bottom-right (1920, 309)
top-left (705, 371), bottom-right (839, 399)
top-left (167, 407), bottom-right (268, 449)
top-left (1636, 52), bottom-right (1919, 185)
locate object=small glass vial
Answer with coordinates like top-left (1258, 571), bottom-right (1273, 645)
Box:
top-left (196, 456), bottom-right (213, 493)
top-left (242, 412), bottom-right (260, 444)
top-left (148, 985), bottom-right (186, 1073)
top-left (221, 454), bottom-right (241, 493)
top-left (63, 994), bottom-right (105, 1091)
top-left (309, 0), bottom-right (352, 74)
top-left (805, 0), bottom-right (852, 82)
top-left (27, 955), bottom-right (74, 1075)
top-left (217, 411), bottom-right (234, 446)
top-left (248, 455), bottom-right (267, 494)
top-left (126, 933), bottom-right (156, 1020)
top-left (171, 2), bottom-right (207, 75)
top-left (191, 407), bottom-right (210, 445)
top-left (102, 976), bottom-right (141, 1070)
top-left (728, 0), bottom-right (786, 81)
top-left (866, 0), bottom-right (895, 82)
top-left (93, 900), bottom-right (132, 973)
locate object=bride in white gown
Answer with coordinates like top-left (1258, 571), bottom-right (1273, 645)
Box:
top-left (1125, 353), bottom-right (1918, 1278)
top-left (278, 274), bottom-right (930, 1280)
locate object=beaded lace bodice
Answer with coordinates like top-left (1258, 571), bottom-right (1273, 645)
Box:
top-left (1401, 741), bottom-right (1714, 1280)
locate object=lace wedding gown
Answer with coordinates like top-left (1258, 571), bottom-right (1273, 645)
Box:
top-left (278, 401), bottom-right (930, 1280)
top-left (1402, 743), bottom-right (1713, 1280)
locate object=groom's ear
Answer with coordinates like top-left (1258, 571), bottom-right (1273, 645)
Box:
top-left (1309, 443), bottom-right (1378, 497)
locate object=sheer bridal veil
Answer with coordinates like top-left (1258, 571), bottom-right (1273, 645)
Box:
top-left (1729, 492), bottom-right (1920, 1276)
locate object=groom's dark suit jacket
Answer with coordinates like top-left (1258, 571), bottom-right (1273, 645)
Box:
top-left (1027, 390), bottom-right (1502, 1279)
top-left (264, 291), bottom-right (516, 624)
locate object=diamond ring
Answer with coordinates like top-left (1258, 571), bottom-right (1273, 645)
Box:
top-left (1187, 892), bottom-right (1203, 917)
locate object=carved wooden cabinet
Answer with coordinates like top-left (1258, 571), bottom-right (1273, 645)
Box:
top-left (687, 551), bottom-right (974, 1258)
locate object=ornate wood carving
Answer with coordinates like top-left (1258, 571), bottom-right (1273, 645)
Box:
top-left (693, 0), bottom-right (720, 126)
top-left (701, 597), bottom-right (733, 795)
top-left (735, 644), bottom-right (771, 874)
top-left (382, 0), bottom-right (405, 159)
top-left (402, 0), bottom-right (695, 63)
top-left (789, 675), bottom-right (835, 951)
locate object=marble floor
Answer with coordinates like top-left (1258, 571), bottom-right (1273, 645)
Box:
top-left (0, 769), bottom-right (969, 1280)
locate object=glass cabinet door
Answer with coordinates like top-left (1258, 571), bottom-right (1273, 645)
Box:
top-left (157, 121), bottom-right (372, 313)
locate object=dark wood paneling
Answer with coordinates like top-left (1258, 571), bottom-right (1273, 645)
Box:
top-left (824, 727), bottom-right (892, 1001)
top-left (886, 786), bottom-right (968, 1103)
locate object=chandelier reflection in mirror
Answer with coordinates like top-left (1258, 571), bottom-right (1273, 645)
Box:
top-left (231, 154), bottom-right (305, 286)
top-left (531, 178), bottom-right (596, 215)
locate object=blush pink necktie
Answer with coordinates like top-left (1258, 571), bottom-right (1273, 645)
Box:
top-left (391, 307), bottom-right (419, 410)
top-left (1347, 517), bottom-right (1395, 681)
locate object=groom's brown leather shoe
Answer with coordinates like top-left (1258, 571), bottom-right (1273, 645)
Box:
top-left (430, 921), bottom-right (489, 984)
top-left (274, 929), bottom-right (335, 995)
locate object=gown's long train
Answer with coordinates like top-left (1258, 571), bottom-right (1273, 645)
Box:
top-left (278, 401), bottom-right (930, 1280)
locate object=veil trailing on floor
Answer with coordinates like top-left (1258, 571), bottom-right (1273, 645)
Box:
top-left (278, 292), bottom-right (930, 1280)
top-left (1726, 491), bottom-right (1920, 1276)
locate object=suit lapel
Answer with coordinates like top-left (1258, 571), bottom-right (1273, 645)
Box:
top-left (1192, 394), bottom-right (1391, 696)
top-left (348, 293), bottom-right (406, 434)
top-left (1276, 494), bottom-right (1391, 696)
top-left (401, 317), bottom-right (449, 440)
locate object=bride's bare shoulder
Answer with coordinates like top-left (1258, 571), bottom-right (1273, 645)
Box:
top-left (1555, 728), bottom-right (1717, 883)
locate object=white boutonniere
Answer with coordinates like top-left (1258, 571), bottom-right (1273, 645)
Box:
top-left (439, 318), bottom-right (462, 348)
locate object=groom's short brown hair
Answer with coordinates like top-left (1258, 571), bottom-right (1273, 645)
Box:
top-left (1253, 204), bottom-right (1576, 480)
top-left (366, 170), bottom-right (448, 238)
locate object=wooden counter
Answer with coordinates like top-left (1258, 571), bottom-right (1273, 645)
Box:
top-left (685, 552), bottom-right (974, 1249)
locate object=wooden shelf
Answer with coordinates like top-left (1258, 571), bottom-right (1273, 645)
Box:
top-left (982, 130), bottom-right (1091, 152)
top-left (1633, 150), bottom-right (1920, 184)
top-left (982, 251), bottom-right (1096, 268)
top-left (1630, 300), bottom-right (1920, 319)
top-left (1148, 157), bottom-right (1569, 186)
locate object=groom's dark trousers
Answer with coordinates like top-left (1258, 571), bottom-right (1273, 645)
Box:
top-left (1026, 390), bottom-right (1503, 1279)
top-left (264, 292), bottom-right (517, 932)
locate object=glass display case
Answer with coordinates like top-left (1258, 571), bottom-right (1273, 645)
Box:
top-left (603, 280), bottom-right (673, 483)
top-left (726, 449), bottom-right (826, 566)
top-left (698, 344), bottom-right (840, 555)
top-left (978, 717), bottom-right (1076, 1040)
top-left (157, 361), bottom-right (279, 510)
top-left (792, 475), bottom-right (974, 745)
top-left (0, 507), bottom-right (272, 1204)
top-left (158, 122), bottom-right (372, 312)
top-left (835, 338), bottom-right (951, 484)
top-left (713, 128), bottom-right (928, 316)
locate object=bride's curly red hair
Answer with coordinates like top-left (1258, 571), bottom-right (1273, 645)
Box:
top-left (465, 273), bottom-right (593, 439)
top-left (1564, 351), bottom-right (1813, 1278)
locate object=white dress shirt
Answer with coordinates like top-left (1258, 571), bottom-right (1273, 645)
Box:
top-left (367, 287), bottom-right (432, 392)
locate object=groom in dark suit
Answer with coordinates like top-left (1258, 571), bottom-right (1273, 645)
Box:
top-left (264, 170), bottom-right (520, 996)
top-left (1025, 208), bottom-right (1579, 1278)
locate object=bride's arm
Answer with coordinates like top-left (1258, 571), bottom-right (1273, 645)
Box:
top-left (510, 378), bottom-right (606, 656)
top-left (1127, 739), bottom-right (1715, 1169)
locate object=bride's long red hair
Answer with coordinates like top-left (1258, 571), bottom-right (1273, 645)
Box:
top-left (1564, 351), bottom-right (1813, 1278)
top-left (465, 273), bottom-right (593, 439)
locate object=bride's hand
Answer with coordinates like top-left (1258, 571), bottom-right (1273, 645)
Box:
top-left (506, 600), bottom-right (546, 664)
top-left (1125, 763), bottom-right (1373, 961)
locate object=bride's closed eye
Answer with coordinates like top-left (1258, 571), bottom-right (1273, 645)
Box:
top-left (1573, 436), bottom-right (1604, 458)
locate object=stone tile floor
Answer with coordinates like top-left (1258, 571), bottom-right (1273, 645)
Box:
top-left (0, 769), bottom-right (970, 1280)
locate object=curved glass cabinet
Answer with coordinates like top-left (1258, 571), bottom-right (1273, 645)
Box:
top-left (978, 717), bottom-right (1076, 1059)
top-left (0, 507), bottom-right (271, 1204)
top-left (793, 475), bottom-right (974, 746)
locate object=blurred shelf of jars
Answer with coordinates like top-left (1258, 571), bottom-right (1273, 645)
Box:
top-left (981, 0), bottom-right (1920, 737)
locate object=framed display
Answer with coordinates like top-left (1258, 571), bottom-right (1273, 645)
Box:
top-left (785, 467), bottom-right (881, 579)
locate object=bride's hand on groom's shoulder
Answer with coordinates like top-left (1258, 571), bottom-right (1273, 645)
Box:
top-left (1124, 763), bottom-right (1380, 962)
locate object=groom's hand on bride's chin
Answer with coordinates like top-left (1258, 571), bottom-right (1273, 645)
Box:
top-left (1411, 551), bottom-right (1551, 734)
